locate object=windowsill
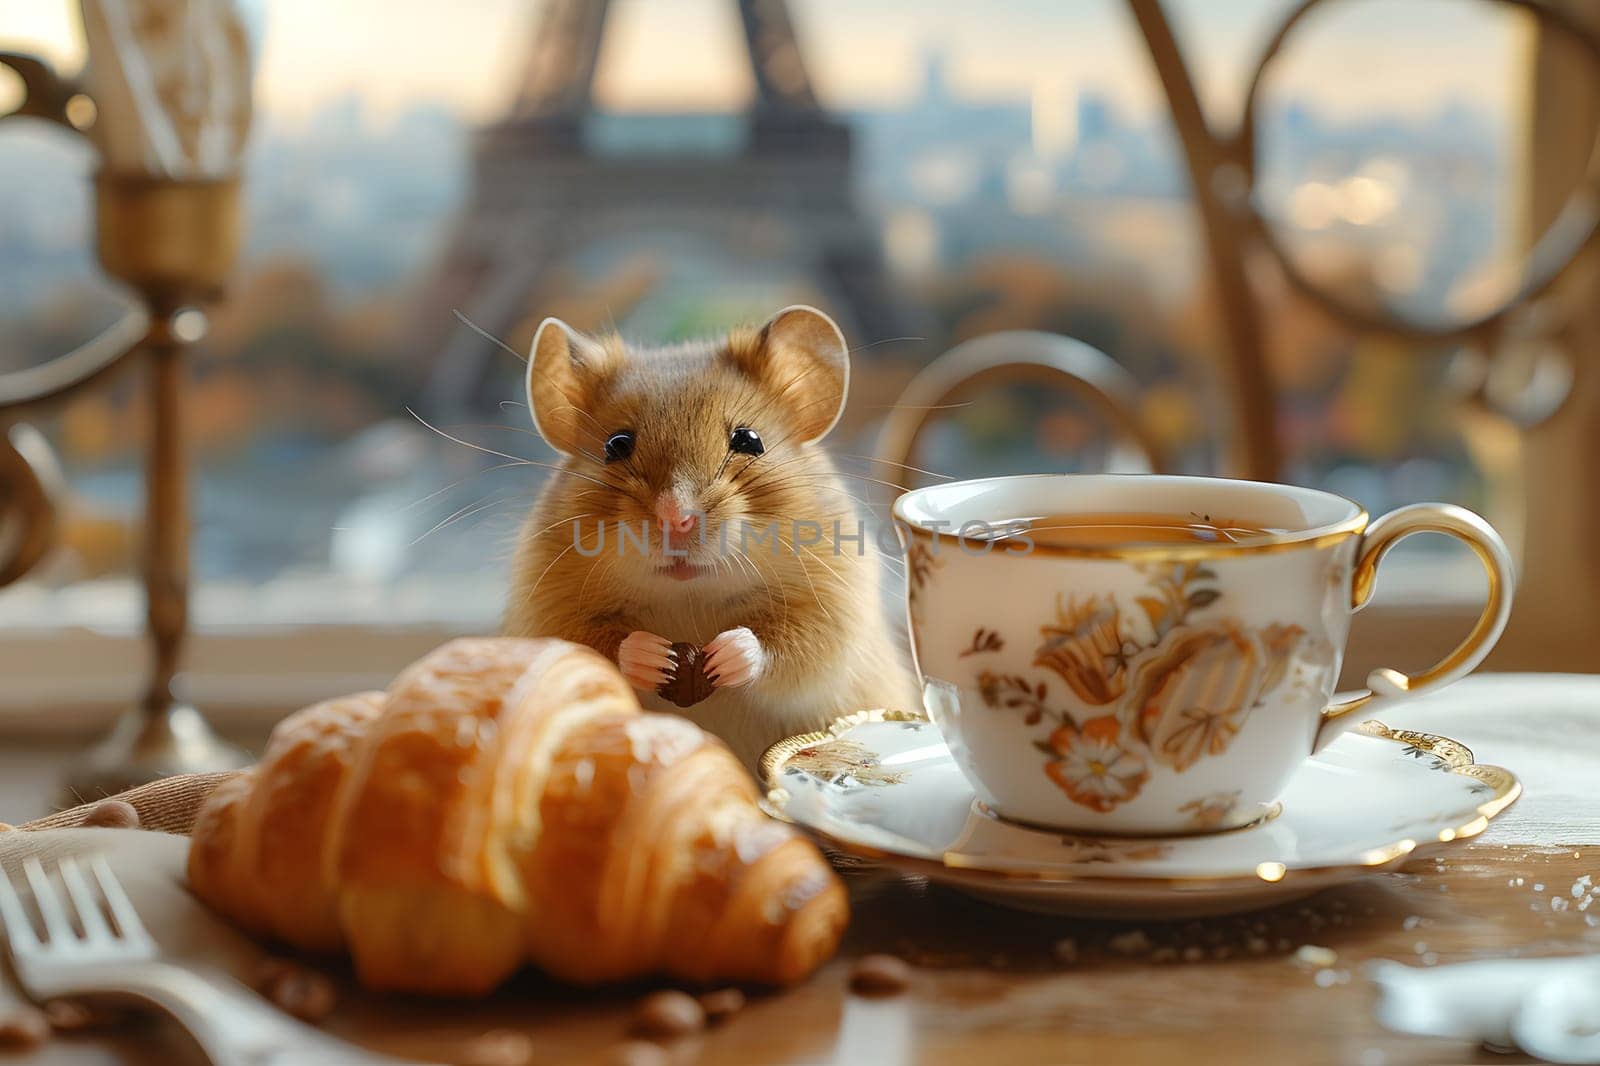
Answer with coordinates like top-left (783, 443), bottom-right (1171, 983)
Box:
top-left (0, 572), bottom-right (504, 631)
top-left (0, 553), bottom-right (1492, 737)
top-left (0, 574), bottom-right (501, 737)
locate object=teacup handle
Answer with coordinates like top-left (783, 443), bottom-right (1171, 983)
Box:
top-left (1314, 503), bottom-right (1515, 750)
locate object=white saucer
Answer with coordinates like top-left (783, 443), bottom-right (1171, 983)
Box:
top-left (759, 712), bottom-right (1520, 918)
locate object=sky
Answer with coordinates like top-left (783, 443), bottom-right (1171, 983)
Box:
top-left (1, 0), bottom-right (1529, 130)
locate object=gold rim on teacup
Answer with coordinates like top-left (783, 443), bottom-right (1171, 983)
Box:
top-left (890, 472), bottom-right (1371, 560)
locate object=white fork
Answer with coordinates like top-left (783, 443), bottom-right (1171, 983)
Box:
top-left (0, 855), bottom-right (412, 1065)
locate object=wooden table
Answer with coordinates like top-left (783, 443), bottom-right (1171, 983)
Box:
top-left (2, 674), bottom-right (1597, 1065)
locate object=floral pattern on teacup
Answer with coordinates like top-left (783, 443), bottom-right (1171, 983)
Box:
top-left (1040, 716), bottom-right (1150, 812)
top-left (1035, 595), bottom-right (1131, 704)
top-left (975, 562), bottom-right (1319, 812)
top-left (1131, 619), bottom-right (1305, 772)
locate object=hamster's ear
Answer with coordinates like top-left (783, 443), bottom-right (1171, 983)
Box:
top-left (527, 317), bottom-right (613, 454)
top-left (729, 305), bottom-right (849, 443)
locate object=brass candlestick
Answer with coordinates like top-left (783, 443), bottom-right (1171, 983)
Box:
top-left (0, 52), bottom-right (251, 800)
top-left (60, 176), bottom-right (252, 800)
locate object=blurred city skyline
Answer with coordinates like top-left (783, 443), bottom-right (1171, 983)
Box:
top-left (0, 0), bottom-right (1536, 594)
top-left (0, 40), bottom-right (1512, 315)
top-left (4, 0), bottom-right (1526, 128)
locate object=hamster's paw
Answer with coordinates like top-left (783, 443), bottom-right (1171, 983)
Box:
top-left (704, 627), bottom-right (766, 689)
top-left (618, 630), bottom-right (676, 691)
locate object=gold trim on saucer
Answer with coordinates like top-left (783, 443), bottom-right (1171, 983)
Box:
top-left (1354, 721), bottom-right (1521, 823)
top-left (758, 714), bottom-right (1522, 892)
top-left (756, 707), bottom-right (927, 785)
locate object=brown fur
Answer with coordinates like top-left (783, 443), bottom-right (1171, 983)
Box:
top-left (504, 308), bottom-right (918, 769)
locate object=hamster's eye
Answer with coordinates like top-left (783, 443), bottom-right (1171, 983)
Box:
top-left (729, 427), bottom-right (764, 456)
top-left (603, 431), bottom-right (635, 462)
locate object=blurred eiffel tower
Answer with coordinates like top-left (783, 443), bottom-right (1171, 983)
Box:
top-left (411, 0), bottom-right (908, 411)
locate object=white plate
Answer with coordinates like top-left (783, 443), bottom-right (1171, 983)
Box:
top-left (760, 713), bottom-right (1519, 918)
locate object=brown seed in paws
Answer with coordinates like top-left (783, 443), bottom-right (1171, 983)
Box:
top-left (697, 987), bottom-right (746, 1024)
top-left (0, 1007), bottom-right (49, 1049)
top-left (849, 954), bottom-right (912, 996)
top-left (458, 1029), bottom-right (535, 1066)
top-left (83, 800), bottom-right (140, 829)
top-left (630, 989), bottom-right (705, 1038)
top-left (657, 642), bottom-right (714, 709)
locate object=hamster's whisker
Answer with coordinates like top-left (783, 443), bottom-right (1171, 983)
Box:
top-left (406, 407), bottom-right (617, 492)
top-left (576, 550), bottom-right (613, 609)
top-left (544, 462), bottom-right (623, 493)
top-left (731, 363), bottom-right (812, 426)
top-left (727, 547), bottom-right (783, 619)
top-left (411, 495), bottom-right (521, 546)
top-left (734, 542), bottom-right (798, 618)
top-left (848, 335), bottom-right (923, 355)
top-left (448, 422), bottom-right (547, 440)
top-left (524, 542), bottom-right (579, 603)
top-left (527, 513), bottom-right (596, 547)
top-left (407, 407), bottom-right (532, 463)
top-left (730, 390), bottom-right (860, 464)
top-left (730, 449), bottom-right (841, 488)
top-left (743, 391), bottom-right (846, 446)
top-left (835, 453), bottom-right (955, 482)
top-left (779, 535), bottom-right (848, 586)
top-left (738, 469), bottom-right (876, 511)
top-left (772, 536), bottom-right (836, 623)
top-left (388, 459), bottom-right (529, 519)
top-left (864, 399), bottom-right (977, 413)
top-left (453, 421), bottom-right (611, 469)
top-left (538, 410), bottom-right (612, 466)
top-left (814, 467), bottom-right (910, 494)
top-left (732, 357), bottom-right (833, 432)
top-left (710, 552), bottom-right (744, 605)
top-left (452, 308), bottom-right (527, 363)
top-left (566, 483), bottom-right (654, 514)
top-left (730, 456), bottom-right (812, 494)
top-left (744, 467), bottom-right (874, 501)
top-left (551, 402), bottom-right (608, 433)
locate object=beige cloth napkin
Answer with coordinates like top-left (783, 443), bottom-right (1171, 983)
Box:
top-left (14, 772), bottom-right (237, 836)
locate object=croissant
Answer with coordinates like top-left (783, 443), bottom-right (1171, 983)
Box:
top-left (187, 637), bottom-right (849, 995)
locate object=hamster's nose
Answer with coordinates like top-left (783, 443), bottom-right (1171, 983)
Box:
top-left (655, 493), bottom-right (698, 536)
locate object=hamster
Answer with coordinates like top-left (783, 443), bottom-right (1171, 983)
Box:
top-left (503, 305), bottom-right (920, 770)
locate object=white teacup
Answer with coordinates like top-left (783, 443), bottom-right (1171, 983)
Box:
top-left (893, 474), bottom-right (1514, 835)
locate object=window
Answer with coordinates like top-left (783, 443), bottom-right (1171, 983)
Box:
top-left (2, 0), bottom-right (1574, 706)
